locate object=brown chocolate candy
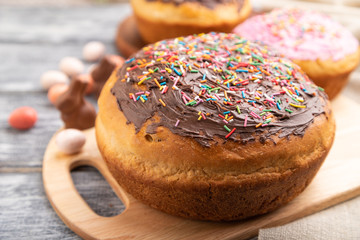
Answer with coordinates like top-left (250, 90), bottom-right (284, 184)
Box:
top-left (91, 55), bottom-right (124, 98)
top-left (55, 76), bottom-right (97, 130)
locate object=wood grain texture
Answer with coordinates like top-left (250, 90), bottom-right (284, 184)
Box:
top-left (0, 5), bottom-right (132, 240)
top-left (42, 95), bottom-right (360, 240)
top-left (0, 5), bottom-right (131, 44)
top-left (0, 93), bottom-right (97, 168)
top-left (1, 3), bottom-right (360, 240)
top-left (0, 4), bottom-right (131, 92)
top-left (0, 169), bottom-right (124, 240)
top-left (0, 173), bottom-right (79, 240)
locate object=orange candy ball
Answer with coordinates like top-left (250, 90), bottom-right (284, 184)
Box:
top-left (8, 106), bottom-right (38, 130)
top-left (48, 84), bottom-right (69, 105)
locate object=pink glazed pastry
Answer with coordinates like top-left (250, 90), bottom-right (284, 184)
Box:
top-left (233, 8), bottom-right (360, 99)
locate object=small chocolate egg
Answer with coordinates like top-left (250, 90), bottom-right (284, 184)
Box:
top-left (83, 41), bottom-right (106, 62)
top-left (59, 57), bottom-right (85, 77)
top-left (8, 106), bottom-right (38, 130)
top-left (48, 84), bottom-right (69, 105)
top-left (40, 70), bottom-right (69, 90)
top-left (55, 129), bottom-right (86, 155)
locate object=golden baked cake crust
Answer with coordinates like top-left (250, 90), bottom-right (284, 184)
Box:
top-left (97, 75), bottom-right (334, 220)
top-left (96, 33), bottom-right (335, 221)
top-left (131, 0), bottom-right (251, 43)
top-left (293, 48), bottom-right (360, 100)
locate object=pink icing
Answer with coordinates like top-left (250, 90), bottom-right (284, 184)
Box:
top-left (233, 8), bottom-right (359, 61)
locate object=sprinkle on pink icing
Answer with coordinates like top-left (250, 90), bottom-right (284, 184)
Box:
top-left (233, 8), bottom-right (359, 61)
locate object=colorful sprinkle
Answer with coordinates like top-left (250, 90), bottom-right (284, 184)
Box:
top-left (224, 125), bottom-right (231, 132)
top-left (289, 103), bottom-right (306, 108)
top-left (175, 119), bottom-right (180, 127)
top-left (159, 99), bottom-right (166, 107)
top-left (225, 128), bottom-right (236, 139)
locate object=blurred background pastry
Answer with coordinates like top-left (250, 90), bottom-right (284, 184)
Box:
top-left (233, 8), bottom-right (360, 100)
top-left (131, 0), bottom-right (251, 43)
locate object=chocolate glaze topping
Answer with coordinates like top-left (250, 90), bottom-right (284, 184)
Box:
top-left (111, 33), bottom-right (327, 147)
top-left (146, 0), bottom-right (244, 10)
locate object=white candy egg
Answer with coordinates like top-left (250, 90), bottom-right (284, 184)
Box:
top-left (59, 57), bottom-right (85, 77)
top-left (83, 41), bottom-right (106, 62)
top-left (40, 70), bottom-right (69, 90)
top-left (55, 129), bottom-right (86, 155)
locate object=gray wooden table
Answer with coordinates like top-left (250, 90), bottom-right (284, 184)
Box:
top-left (1, 3), bottom-right (360, 240)
top-left (0, 5), bottom-right (131, 239)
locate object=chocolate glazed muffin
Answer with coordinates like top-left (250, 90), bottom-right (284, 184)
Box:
top-left (130, 0), bottom-right (251, 43)
top-left (96, 33), bottom-right (335, 221)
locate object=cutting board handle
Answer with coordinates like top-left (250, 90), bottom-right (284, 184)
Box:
top-left (42, 128), bottom-right (136, 240)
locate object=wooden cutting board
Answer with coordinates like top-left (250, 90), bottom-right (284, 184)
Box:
top-left (43, 95), bottom-right (360, 240)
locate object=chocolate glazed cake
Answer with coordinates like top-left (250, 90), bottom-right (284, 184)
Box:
top-left (147, 0), bottom-right (245, 10)
top-left (96, 33), bottom-right (335, 221)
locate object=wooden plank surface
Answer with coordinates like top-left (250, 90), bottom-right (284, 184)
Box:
top-left (0, 4), bottom-right (131, 239)
top-left (0, 169), bottom-right (125, 240)
top-left (1, 2), bottom-right (360, 240)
